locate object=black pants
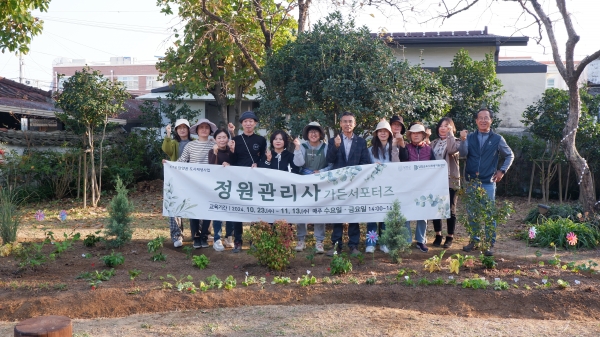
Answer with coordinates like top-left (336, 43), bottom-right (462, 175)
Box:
top-left (331, 223), bottom-right (360, 248)
top-left (227, 221), bottom-right (244, 244)
top-left (432, 188), bottom-right (458, 235)
top-left (189, 219), bottom-right (211, 240)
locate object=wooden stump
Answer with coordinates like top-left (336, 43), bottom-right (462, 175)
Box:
top-left (14, 315), bottom-right (72, 337)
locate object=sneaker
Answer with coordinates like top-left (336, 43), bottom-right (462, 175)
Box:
top-left (193, 238), bottom-right (202, 249)
top-left (223, 237), bottom-right (235, 248)
top-left (295, 241), bottom-right (306, 252)
top-left (200, 239), bottom-right (209, 248)
top-left (349, 247), bottom-right (361, 256)
top-left (315, 241), bottom-right (325, 254)
top-left (232, 243), bottom-right (242, 253)
top-left (484, 247), bottom-right (494, 256)
top-left (462, 241), bottom-right (477, 252)
top-left (173, 239), bottom-right (183, 248)
top-left (416, 242), bottom-right (429, 253)
top-left (326, 245), bottom-right (342, 257)
top-left (432, 235), bottom-right (443, 247)
top-left (213, 239), bottom-right (225, 252)
top-left (365, 246), bottom-right (375, 253)
top-left (380, 245), bottom-right (389, 254)
top-left (442, 236), bottom-right (454, 248)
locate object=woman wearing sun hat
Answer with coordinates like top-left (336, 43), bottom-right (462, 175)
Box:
top-left (365, 119), bottom-right (400, 254)
top-left (292, 121), bottom-right (333, 253)
top-left (177, 118), bottom-right (217, 249)
top-left (162, 118), bottom-right (193, 248)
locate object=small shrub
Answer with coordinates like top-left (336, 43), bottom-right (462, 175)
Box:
top-left (462, 277), bottom-right (490, 289)
top-left (297, 273), bottom-right (317, 286)
top-left (247, 220), bottom-right (295, 271)
top-left (151, 252), bottom-right (167, 261)
top-left (423, 250), bottom-right (445, 273)
top-left (224, 275), bottom-right (236, 290)
top-left (530, 217), bottom-right (599, 249)
top-left (479, 254), bottom-right (497, 269)
top-left (272, 276), bottom-right (291, 285)
top-left (192, 255), bottom-right (210, 269)
top-left (147, 236), bottom-right (165, 253)
top-left (365, 276), bottom-right (377, 285)
top-left (205, 275), bottom-right (223, 289)
top-left (100, 251), bottom-right (125, 268)
top-left (379, 200), bottom-right (411, 263)
top-left (524, 204), bottom-right (584, 224)
top-left (104, 176), bottom-right (134, 248)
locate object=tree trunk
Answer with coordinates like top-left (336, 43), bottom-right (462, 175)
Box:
top-left (298, 0), bottom-right (312, 33)
top-left (234, 83), bottom-right (244, 129)
top-left (563, 84), bottom-right (595, 212)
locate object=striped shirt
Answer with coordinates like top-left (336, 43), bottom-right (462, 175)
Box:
top-left (177, 139), bottom-right (215, 164)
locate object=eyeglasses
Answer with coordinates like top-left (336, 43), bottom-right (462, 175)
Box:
top-left (308, 130), bottom-right (320, 134)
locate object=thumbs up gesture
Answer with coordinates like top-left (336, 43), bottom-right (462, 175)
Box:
top-left (293, 137), bottom-right (301, 151)
top-left (460, 130), bottom-right (468, 140)
top-left (334, 134), bottom-right (341, 148)
top-left (395, 132), bottom-right (405, 148)
top-left (228, 123), bottom-right (235, 135)
top-left (213, 144), bottom-right (219, 155)
top-left (266, 150), bottom-right (272, 162)
top-left (228, 139), bottom-right (235, 153)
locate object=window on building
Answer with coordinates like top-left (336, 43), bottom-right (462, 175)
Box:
top-left (117, 76), bottom-right (139, 90)
top-left (57, 76), bottom-right (70, 90)
top-left (146, 76), bottom-right (165, 89)
top-left (546, 78), bottom-right (555, 88)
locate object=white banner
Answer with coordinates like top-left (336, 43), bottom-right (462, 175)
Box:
top-left (163, 161), bottom-right (450, 223)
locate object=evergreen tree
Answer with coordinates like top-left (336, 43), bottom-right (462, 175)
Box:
top-left (379, 200), bottom-right (411, 263)
top-left (105, 177), bottom-right (134, 248)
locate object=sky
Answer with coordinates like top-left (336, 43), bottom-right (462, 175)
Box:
top-left (0, 0), bottom-right (598, 91)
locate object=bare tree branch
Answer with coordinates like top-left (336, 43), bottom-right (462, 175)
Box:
top-left (555, 0), bottom-right (579, 78)
top-left (576, 49), bottom-right (600, 80)
top-left (527, 0), bottom-right (567, 81)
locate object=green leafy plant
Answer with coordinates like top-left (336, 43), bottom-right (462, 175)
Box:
top-left (247, 220), bottom-right (295, 271)
top-left (322, 276), bottom-right (331, 284)
top-left (77, 269), bottom-right (116, 282)
top-left (205, 275), bottom-right (223, 289)
top-left (365, 276), bottom-right (377, 285)
top-left (272, 276), bottom-right (292, 285)
top-left (418, 277), bottom-right (431, 286)
top-left (462, 277), bottom-right (490, 289)
top-left (163, 274), bottom-right (196, 293)
top-left (493, 279), bottom-right (509, 291)
top-left (100, 251), bottom-right (125, 268)
top-left (557, 279), bottom-right (570, 289)
top-left (15, 241), bottom-right (51, 269)
top-left (182, 246), bottom-right (193, 259)
top-left (479, 254), bottom-right (497, 269)
top-left (83, 231), bottom-right (103, 247)
top-left (402, 276), bottom-right (415, 286)
top-left (242, 273), bottom-right (257, 287)
top-left (432, 277), bottom-right (445, 285)
top-left (53, 232), bottom-right (81, 257)
top-left (395, 268), bottom-right (417, 281)
top-left (423, 250), bottom-right (446, 273)
top-left (147, 236), bottom-right (165, 253)
top-left (297, 271), bottom-right (317, 287)
top-left (128, 269), bottom-right (142, 282)
top-left (152, 252), bottom-right (167, 261)
top-left (104, 176), bottom-right (134, 248)
top-left (224, 275), bottom-right (236, 290)
top-left (330, 245), bottom-right (353, 275)
top-left (192, 255), bottom-right (210, 269)
top-left (348, 276), bottom-right (359, 284)
top-left (305, 249), bottom-right (316, 266)
top-left (524, 204), bottom-right (584, 224)
top-left (379, 200), bottom-right (411, 263)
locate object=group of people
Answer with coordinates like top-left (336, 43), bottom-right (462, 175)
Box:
top-left (162, 108), bottom-right (514, 256)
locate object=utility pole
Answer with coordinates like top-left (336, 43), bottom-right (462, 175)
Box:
top-left (19, 52), bottom-right (24, 83)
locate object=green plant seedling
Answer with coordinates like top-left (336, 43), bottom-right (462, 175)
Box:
top-left (192, 255), bottom-right (210, 269)
top-left (100, 251), bottom-right (124, 268)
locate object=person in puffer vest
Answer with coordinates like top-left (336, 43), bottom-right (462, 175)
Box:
top-left (399, 122), bottom-right (435, 253)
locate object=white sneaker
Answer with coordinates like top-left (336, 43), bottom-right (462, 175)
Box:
top-left (295, 241), bottom-right (306, 252)
top-left (315, 241), bottom-right (325, 254)
top-left (213, 239), bottom-right (225, 252)
top-left (380, 245), bottom-right (389, 254)
top-left (365, 246), bottom-right (375, 253)
top-left (223, 237), bottom-right (235, 248)
top-left (173, 240), bottom-right (182, 248)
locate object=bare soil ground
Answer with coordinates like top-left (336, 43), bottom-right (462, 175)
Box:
top-left (1, 180), bottom-right (600, 336)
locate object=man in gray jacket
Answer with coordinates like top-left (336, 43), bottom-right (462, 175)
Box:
top-left (459, 108), bottom-right (514, 256)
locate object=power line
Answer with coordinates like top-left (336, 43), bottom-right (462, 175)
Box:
top-left (39, 15), bottom-right (171, 34)
top-left (47, 32), bottom-right (119, 57)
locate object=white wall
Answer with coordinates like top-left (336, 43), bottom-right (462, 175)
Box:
top-left (497, 72), bottom-right (547, 128)
top-left (392, 46), bottom-right (495, 67)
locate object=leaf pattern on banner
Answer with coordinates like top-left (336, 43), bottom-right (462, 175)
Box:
top-left (414, 194), bottom-right (450, 218)
top-left (318, 166), bottom-right (363, 185)
top-left (164, 179), bottom-right (197, 217)
top-left (364, 163), bottom-right (387, 182)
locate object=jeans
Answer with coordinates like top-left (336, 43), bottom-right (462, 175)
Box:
top-left (297, 223), bottom-right (326, 242)
top-left (366, 222), bottom-right (386, 247)
top-left (212, 221), bottom-right (234, 241)
top-left (331, 223), bottom-right (360, 249)
top-left (467, 182), bottom-right (497, 243)
top-left (432, 188), bottom-right (458, 235)
top-left (189, 219), bottom-right (211, 240)
top-left (227, 221), bottom-right (244, 244)
top-left (405, 220), bottom-right (427, 244)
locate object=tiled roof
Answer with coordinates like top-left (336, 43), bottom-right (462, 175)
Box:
top-left (373, 27), bottom-right (529, 47)
top-left (117, 99), bottom-right (144, 121)
top-left (0, 77), bottom-right (52, 102)
top-left (498, 60), bottom-right (546, 67)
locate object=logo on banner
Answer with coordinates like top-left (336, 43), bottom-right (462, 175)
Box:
top-left (414, 163), bottom-right (446, 171)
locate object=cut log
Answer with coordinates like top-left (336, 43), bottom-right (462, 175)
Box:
top-left (14, 315), bottom-right (72, 337)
